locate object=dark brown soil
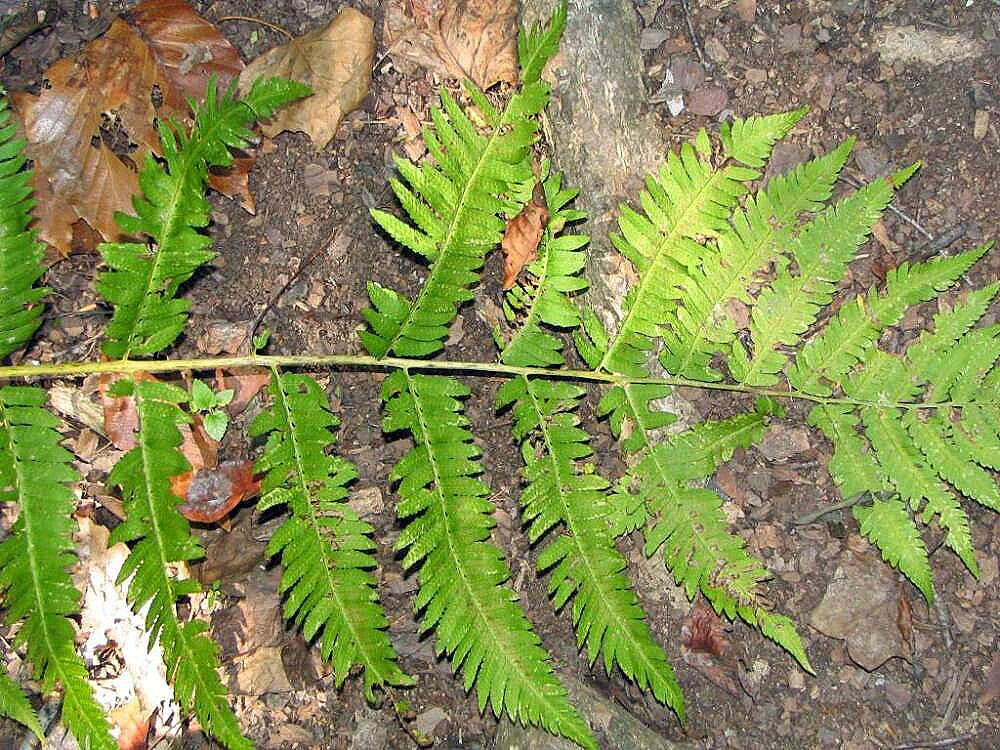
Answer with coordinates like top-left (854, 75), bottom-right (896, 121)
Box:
top-left (2, 1), bottom-right (999, 749)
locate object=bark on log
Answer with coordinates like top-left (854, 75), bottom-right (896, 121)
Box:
top-left (523, 0), bottom-right (664, 333)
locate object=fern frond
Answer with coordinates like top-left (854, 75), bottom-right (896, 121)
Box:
top-left (106, 377), bottom-right (249, 749)
top-left (660, 138), bottom-right (854, 381)
top-left (728, 170), bottom-right (898, 386)
top-left (497, 376), bottom-right (684, 718)
top-left (98, 77), bottom-right (310, 360)
top-left (595, 109), bottom-right (806, 377)
top-left (0, 664), bottom-right (43, 741)
top-left (787, 242), bottom-right (991, 396)
top-left (498, 167), bottom-right (588, 367)
top-left (0, 386), bottom-right (115, 749)
top-left (0, 93), bottom-right (47, 360)
top-left (362, 8), bottom-right (567, 359)
top-left (250, 371), bottom-right (412, 699)
top-left (382, 370), bottom-right (594, 748)
top-left (854, 498), bottom-right (933, 603)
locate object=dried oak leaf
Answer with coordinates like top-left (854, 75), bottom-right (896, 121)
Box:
top-left (127, 0), bottom-right (243, 107)
top-left (501, 181), bottom-right (549, 289)
top-left (384, 0), bottom-right (519, 90)
top-left (13, 0), bottom-right (252, 257)
top-left (238, 8), bottom-right (374, 150)
top-left (12, 19), bottom-right (165, 255)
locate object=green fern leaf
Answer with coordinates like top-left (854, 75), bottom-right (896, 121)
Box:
top-left (854, 498), bottom-right (933, 603)
top-left (729, 171), bottom-right (897, 386)
top-left (597, 110), bottom-right (805, 377)
top-left (903, 411), bottom-right (1000, 512)
top-left (499, 167), bottom-right (588, 366)
top-left (98, 77), bottom-right (309, 360)
top-left (0, 386), bottom-right (115, 749)
top-left (362, 7), bottom-right (566, 359)
top-left (106, 377), bottom-right (249, 749)
top-left (250, 371), bottom-right (412, 699)
top-left (497, 376), bottom-right (684, 718)
top-left (383, 371), bottom-right (594, 749)
top-left (0, 665), bottom-right (43, 741)
top-left (807, 405), bottom-right (890, 498)
top-left (788, 242), bottom-right (991, 396)
top-left (519, 0), bottom-right (568, 85)
top-left (661, 138), bottom-right (854, 381)
top-left (0, 92), bottom-right (48, 359)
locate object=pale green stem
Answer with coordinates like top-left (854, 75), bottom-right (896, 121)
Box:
top-left (0, 353), bottom-right (994, 410)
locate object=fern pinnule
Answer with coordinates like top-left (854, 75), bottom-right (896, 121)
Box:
top-left (728, 166), bottom-right (899, 387)
top-left (0, 665), bottom-right (43, 741)
top-left (0, 386), bottom-right (116, 748)
top-left (250, 371), bottom-right (412, 699)
top-left (0, 91), bottom-right (47, 360)
top-left (98, 77), bottom-right (310, 360)
top-left (787, 240), bottom-right (990, 396)
top-left (382, 370), bottom-right (595, 749)
top-left (105, 377), bottom-right (249, 749)
top-left (362, 6), bottom-right (567, 359)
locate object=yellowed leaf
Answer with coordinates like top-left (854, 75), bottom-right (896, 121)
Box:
top-left (384, 0), bottom-right (519, 90)
top-left (239, 8), bottom-right (374, 150)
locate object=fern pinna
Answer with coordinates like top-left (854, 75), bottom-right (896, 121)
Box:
top-left (0, 89), bottom-right (116, 748)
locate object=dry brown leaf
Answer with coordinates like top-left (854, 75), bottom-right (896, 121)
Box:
top-left (734, 0), bottom-right (757, 24)
top-left (681, 602), bottom-right (730, 657)
top-left (13, 19), bottom-right (165, 255)
top-left (978, 651), bottom-right (1000, 707)
top-left (174, 459), bottom-right (259, 524)
top-left (502, 182), bottom-right (549, 290)
top-left (13, 0), bottom-right (253, 256)
top-left (384, 0), bottom-right (519, 90)
top-left (127, 0), bottom-right (243, 105)
top-left (239, 8), bottom-right (374, 150)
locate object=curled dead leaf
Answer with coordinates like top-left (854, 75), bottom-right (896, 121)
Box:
top-left (384, 0), bottom-right (519, 90)
top-left (175, 460), bottom-right (259, 524)
top-left (501, 182), bottom-right (549, 290)
top-left (239, 8), bottom-right (374, 150)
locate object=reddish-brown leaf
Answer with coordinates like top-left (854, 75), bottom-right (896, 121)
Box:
top-left (216, 367), bottom-right (271, 416)
top-left (99, 372), bottom-right (158, 451)
top-left (501, 182), bottom-right (549, 290)
top-left (681, 602), bottom-right (730, 657)
top-left (13, 0), bottom-right (252, 257)
top-left (896, 589), bottom-right (914, 653)
top-left (175, 459), bottom-right (259, 523)
top-left (127, 0), bottom-right (243, 105)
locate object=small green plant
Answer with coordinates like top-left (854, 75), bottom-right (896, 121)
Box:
top-left (191, 378), bottom-right (235, 441)
top-left (0, 3), bottom-right (997, 748)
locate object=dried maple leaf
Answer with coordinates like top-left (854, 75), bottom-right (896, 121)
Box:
top-left (238, 8), bottom-right (374, 150)
top-left (384, 0), bottom-right (519, 90)
top-left (501, 181), bottom-right (549, 290)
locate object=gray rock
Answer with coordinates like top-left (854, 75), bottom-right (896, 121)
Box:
top-left (494, 675), bottom-right (696, 749)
